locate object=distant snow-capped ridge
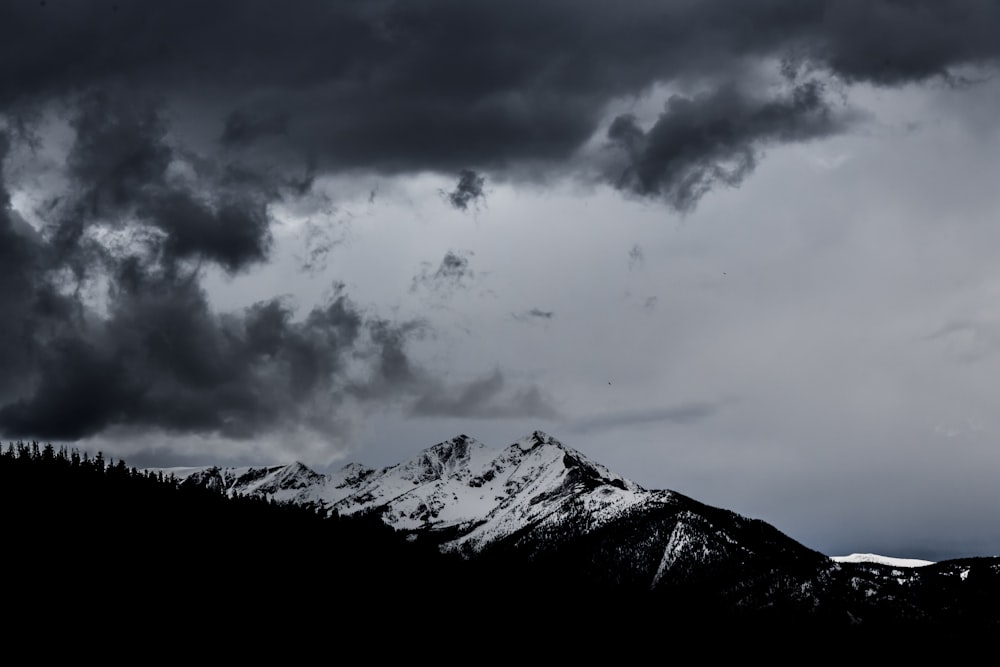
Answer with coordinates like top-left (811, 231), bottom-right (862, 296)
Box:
top-left (831, 553), bottom-right (934, 568)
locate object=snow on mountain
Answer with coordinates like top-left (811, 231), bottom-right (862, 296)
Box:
top-left (154, 430), bottom-right (665, 553)
top-left (831, 553), bottom-right (934, 568)
top-left (159, 461), bottom-right (333, 506)
top-left (141, 433), bottom-right (1000, 626)
top-left (155, 430), bottom-right (837, 595)
top-left (160, 430), bottom-right (959, 616)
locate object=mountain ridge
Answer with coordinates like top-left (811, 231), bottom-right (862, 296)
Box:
top-left (156, 430), bottom-right (658, 554)
top-left (156, 428), bottom-right (847, 612)
top-left (154, 430), bottom-right (944, 570)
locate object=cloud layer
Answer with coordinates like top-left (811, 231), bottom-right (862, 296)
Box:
top-left (5, 2), bottom-right (998, 201)
top-left (4, 1), bottom-right (1000, 461)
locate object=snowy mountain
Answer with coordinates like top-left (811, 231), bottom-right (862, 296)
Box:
top-left (161, 431), bottom-right (650, 551)
top-left (159, 431), bottom-right (844, 610)
top-left (8, 434), bottom-right (1000, 639)
top-left (143, 430), bottom-right (1000, 629)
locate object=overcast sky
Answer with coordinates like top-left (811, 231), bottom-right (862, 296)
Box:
top-left (5, 1), bottom-right (1000, 561)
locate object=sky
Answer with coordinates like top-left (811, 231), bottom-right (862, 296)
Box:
top-left (3, 1), bottom-right (1000, 561)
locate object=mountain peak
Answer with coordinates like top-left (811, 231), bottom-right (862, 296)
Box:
top-left (160, 431), bottom-right (649, 551)
top-left (515, 429), bottom-right (561, 451)
top-left (274, 461), bottom-right (325, 489)
top-left (423, 433), bottom-right (483, 459)
top-left (396, 433), bottom-right (490, 485)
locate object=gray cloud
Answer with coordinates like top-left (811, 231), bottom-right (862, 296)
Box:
top-left (0, 268), bottom-right (423, 442)
top-left (52, 90), bottom-right (277, 275)
top-left (411, 250), bottom-right (475, 293)
top-left (298, 219), bottom-right (344, 275)
top-left (512, 308), bottom-right (555, 323)
top-left (606, 81), bottom-right (852, 211)
top-left (567, 401), bottom-right (730, 435)
top-left (921, 318), bottom-right (1000, 364)
top-left (4, 0), bottom-right (1000, 471)
top-left (0, 103), bottom-right (427, 446)
top-left (628, 244), bottom-right (644, 270)
top-left (444, 169), bottom-right (486, 211)
top-left (411, 370), bottom-right (559, 420)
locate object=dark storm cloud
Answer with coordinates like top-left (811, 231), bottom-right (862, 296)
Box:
top-left (410, 370), bottom-right (559, 420)
top-left (444, 170), bottom-right (486, 211)
top-left (220, 110), bottom-right (289, 148)
top-left (567, 401), bottom-right (730, 435)
top-left (52, 90), bottom-right (274, 274)
top-left (0, 101), bottom-right (426, 444)
top-left (411, 250), bottom-right (475, 293)
top-left (806, 1), bottom-right (1000, 85)
top-left (606, 81), bottom-right (850, 211)
top-left (0, 272), bottom-right (422, 441)
top-left (4, 1), bottom-right (999, 200)
top-left (0, 130), bottom-right (54, 398)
